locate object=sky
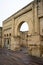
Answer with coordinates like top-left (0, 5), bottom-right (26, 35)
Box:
top-left (20, 22), bottom-right (29, 31)
top-left (0, 0), bottom-right (33, 29)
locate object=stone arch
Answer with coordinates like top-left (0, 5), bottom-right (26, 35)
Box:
top-left (17, 21), bottom-right (29, 36)
top-left (19, 22), bottom-right (29, 32)
top-left (15, 19), bottom-right (33, 36)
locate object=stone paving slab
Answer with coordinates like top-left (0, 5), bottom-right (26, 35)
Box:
top-left (0, 48), bottom-right (43, 65)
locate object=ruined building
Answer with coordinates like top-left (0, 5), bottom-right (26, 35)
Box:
top-left (1, 0), bottom-right (43, 57)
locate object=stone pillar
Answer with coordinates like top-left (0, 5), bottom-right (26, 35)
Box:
top-left (32, 4), bottom-right (35, 34)
top-left (10, 37), bottom-right (15, 50)
top-left (10, 36), bottom-right (20, 51)
top-left (10, 18), bottom-right (20, 51)
top-left (11, 18), bottom-right (15, 36)
top-left (34, 4), bottom-right (39, 34)
top-left (27, 34), bottom-right (41, 57)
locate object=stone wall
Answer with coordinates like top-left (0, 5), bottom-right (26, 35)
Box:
top-left (2, 0), bottom-right (43, 57)
top-left (0, 27), bottom-right (2, 48)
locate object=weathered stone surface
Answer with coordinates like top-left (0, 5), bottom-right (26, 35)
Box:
top-left (0, 27), bottom-right (2, 48)
top-left (0, 48), bottom-right (43, 65)
top-left (2, 0), bottom-right (43, 57)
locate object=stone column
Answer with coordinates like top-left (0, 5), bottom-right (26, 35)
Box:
top-left (11, 18), bottom-right (15, 36)
top-left (32, 4), bottom-right (35, 34)
top-left (13, 36), bottom-right (20, 51)
top-left (34, 4), bottom-right (39, 34)
top-left (10, 18), bottom-right (15, 50)
top-left (10, 37), bottom-right (15, 50)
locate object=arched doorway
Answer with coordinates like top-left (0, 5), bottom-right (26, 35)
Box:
top-left (17, 21), bottom-right (29, 53)
top-left (20, 22), bottom-right (29, 32)
top-left (19, 22), bottom-right (29, 47)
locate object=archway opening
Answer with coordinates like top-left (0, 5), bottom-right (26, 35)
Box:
top-left (18, 22), bottom-right (29, 53)
top-left (18, 22), bottom-right (29, 48)
top-left (20, 22), bottom-right (29, 32)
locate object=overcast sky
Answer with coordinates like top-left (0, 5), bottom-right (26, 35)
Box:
top-left (0, 0), bottom-right (33, 27)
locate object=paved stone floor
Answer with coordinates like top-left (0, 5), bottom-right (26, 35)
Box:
top-left (0, 48), bottom-right (43, 65)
